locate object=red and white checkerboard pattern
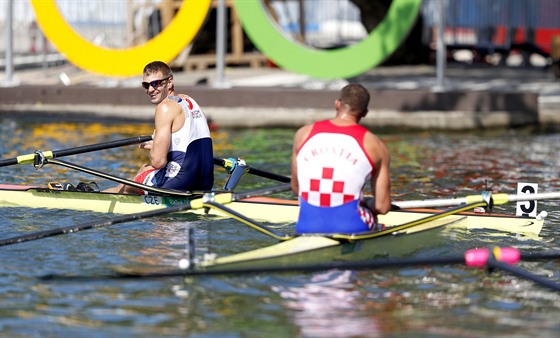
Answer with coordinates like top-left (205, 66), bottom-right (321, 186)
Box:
top-left (301, 167), bottom-right (359, 207)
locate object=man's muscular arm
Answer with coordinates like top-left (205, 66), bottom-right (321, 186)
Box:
top-left (291, 124), bottom-right (312, 195)
top-left (365, 133), bottom-right (391, 214)
top-left (150, 101), bottom-right (176, 169)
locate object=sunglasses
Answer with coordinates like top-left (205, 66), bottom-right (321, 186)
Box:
top-left (141, 76), bottom-right (170, 90)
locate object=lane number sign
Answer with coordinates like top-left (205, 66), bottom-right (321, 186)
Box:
top-left (516, 182), bottom-right (538, 217)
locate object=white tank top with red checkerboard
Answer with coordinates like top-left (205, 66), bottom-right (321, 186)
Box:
top-left (296, 120), bottom-right (374, 207)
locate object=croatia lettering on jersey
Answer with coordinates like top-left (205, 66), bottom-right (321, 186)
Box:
top-left (297, 121), bottom-right (373, 207)
top-left (296, 120), bottom-right (375, 233)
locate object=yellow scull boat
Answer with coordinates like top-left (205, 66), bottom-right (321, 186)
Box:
top-left (0, 184), bottom-right (546, 237)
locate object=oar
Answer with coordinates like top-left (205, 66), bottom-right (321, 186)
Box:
top-left (393, 191), bottom-right (560, 209)
top-left (47, 158), bottom-right (202, 197)
top-left (0, 136), bottom-right (153, 167)
top-left (213, 157), bottom-right (290, 183)
top-left (43, 156), bottom-right (286, 195)
top-left (204, 201), bottom-right (294, 241)
top-left (0, 183), bottom-right (292, 247)
top-left (39, 248), bottom-right (560, 291)
top-left (332, 201), bottom-right (487, 241)
top-left (203, 200), bottom-right (488, 242)
top-left (483, 247), bottom-right (560, 292)
top-left (46, 157), bottom-right (285, 197)
top-left (0, 131), bottom-right (288, 184)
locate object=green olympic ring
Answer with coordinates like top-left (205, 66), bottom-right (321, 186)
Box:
top-left (234, 0), bottom-right (422, 79)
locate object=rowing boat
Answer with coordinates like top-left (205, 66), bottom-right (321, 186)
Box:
top-left (190, 189), bottom-right (552, 271)
top-left (0, 184), bottom-right (195, 214)
top-left (0, 183), bottom-right (545, 237)
top-left (0, 183), bottom-right (551, 276)
top-left (195, 203), bottom-right (548, 272)
top-left (207, 196), bottom-right (546, 236)
top-left (196, 214), bottom-right (465, 271)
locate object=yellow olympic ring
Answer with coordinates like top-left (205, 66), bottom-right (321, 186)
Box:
top-left (30, 0), bottom-right (211, 77)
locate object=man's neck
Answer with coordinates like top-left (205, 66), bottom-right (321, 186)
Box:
top-left (332, 111), bottom-right (360, 125)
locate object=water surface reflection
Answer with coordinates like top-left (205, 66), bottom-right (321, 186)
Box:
top-left (0, 118), bottom-right (558, 337)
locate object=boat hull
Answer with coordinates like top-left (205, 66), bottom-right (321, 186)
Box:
top-left (0, 184), bottom-right (195, 214)
top-left (0, 184), bottom-right (544, 237)
top-left (212, 198), bottom-right (544, 238)
top-left (198, 215), bottom-right (464, 271)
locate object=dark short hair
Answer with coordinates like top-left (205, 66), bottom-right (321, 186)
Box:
top-left (339, 84), bottom-right (370, 114)
top-left (143, 61), bottom-right (173, 78)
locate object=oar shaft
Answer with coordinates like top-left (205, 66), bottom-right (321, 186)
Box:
top-left (0, 136), bottom-right (153, 167)
top-left (505, 192), bottom-right (560, 203)
top-left (247, 167), bottom-right (291, 183)
top-left (0, 202), bottom-right (193, 246)
top-left (394, 192), bottom-right (560, 209)
top-left (487, 259), bottom-right (560, 292)
top-left (39, 249), bottom-right (560, 280)
top-left (48, 158), bottom-right (197, 197)
top-left (205, 201), bottom-right (292, 241)
top-left (0, 184), bottom-right (291, 247)
top-left (214, 157), bottom-right (291, 183)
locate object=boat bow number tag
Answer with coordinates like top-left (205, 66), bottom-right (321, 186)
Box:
top-left (516, 182), bottom-right (538, 217)
top-left (30, 0), bottom-right (421, 78)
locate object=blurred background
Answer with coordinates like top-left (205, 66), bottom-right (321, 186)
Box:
top-left (1, 0), bottom-right (559, 78)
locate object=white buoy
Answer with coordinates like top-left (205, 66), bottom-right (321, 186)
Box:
top-left (178, 258), bottom-right (190, 270)
top-left (536, 210), bottom-right (548, 221)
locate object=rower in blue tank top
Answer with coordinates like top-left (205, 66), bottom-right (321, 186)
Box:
top-left (105, 61), bottom-right (214, 194)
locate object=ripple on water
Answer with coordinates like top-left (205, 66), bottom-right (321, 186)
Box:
top-left (1, 120), bottom-right (559, 337)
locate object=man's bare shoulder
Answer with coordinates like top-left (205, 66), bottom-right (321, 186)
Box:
top-left (155, 97), bottom-right (180, 114)
top-left (364, 130), bottom-right (385, 144)
top-left (363, 130), bottom-right (389, 156)
top-left (293, 123), bottom-right (313, 149)
top-left (296, 123), bottom-right (313, 134)
top-left (295, 123), bottom-right (313, 138)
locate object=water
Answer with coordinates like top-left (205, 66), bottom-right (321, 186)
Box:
top-left (0, 118), bottom-right (559, 337)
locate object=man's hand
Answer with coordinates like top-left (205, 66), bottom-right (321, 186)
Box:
top-left (139, 140), bottom-right (153, 150)
top-left (362, 196), bottom-right (375, 211)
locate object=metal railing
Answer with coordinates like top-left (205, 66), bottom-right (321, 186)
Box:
top-left (2, 0), bottom-right (559, 86)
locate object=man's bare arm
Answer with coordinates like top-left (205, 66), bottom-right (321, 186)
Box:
top-left (365, 133), bottom-right (392, 214)
top-left (291, 124), bottom-right (312, 194)
top-left (150, 102), bottom-right (175, 169)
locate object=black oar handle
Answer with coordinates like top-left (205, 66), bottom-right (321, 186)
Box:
top-left (0, 158), bottom-right (18, 167)
top-left (213, 157), bottom-right (291, 183)
top-left (247, 167), bottom-right (290, 183)
top-left (52, 135), bottom-right (153, 158)
top-left (0, 135), bottom-right (153, 167)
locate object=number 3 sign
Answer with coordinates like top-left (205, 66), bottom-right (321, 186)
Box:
top-left (30, 0), bottom-right (421, 78)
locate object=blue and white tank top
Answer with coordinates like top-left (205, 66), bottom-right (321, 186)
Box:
top-left (146, 95), bottom-right (214, 191)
